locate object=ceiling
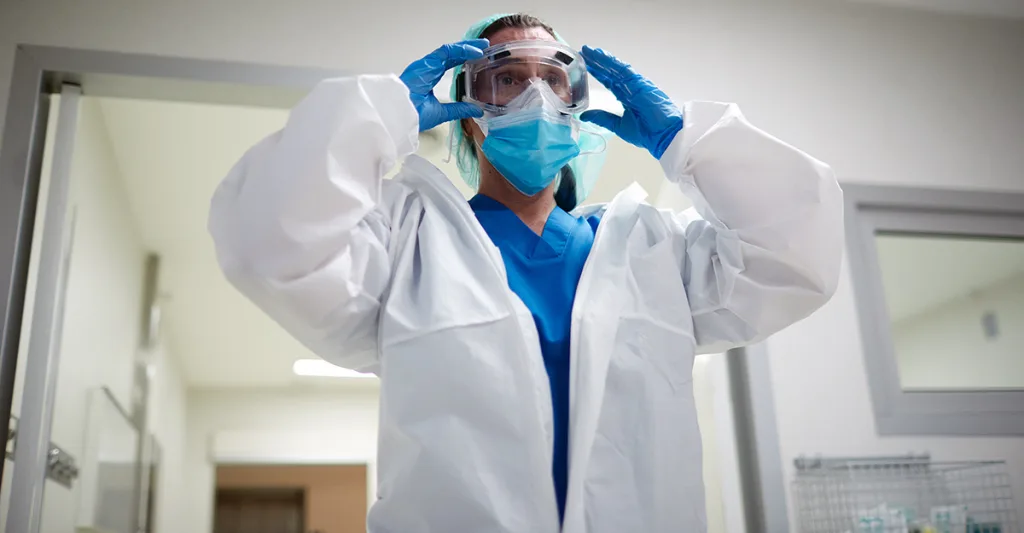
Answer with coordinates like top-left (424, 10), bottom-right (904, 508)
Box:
top-left (95, 94), bottom-right (667, 389)
top-left (840, 0), bottom-right (1024, 20)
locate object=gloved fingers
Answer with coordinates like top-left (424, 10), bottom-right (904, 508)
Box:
top-left (401, 39), bottom-right (489, 94)
top-left (581, 45), bottom-right (642, 105)
top-left (429, 39), bottom-right (491, 71)
top-left (580, 109), bottom-right (623, 136)
top-left (439, 102), bottom-right (484, 125)
top-left (581, 46), bottom-right (636, 82)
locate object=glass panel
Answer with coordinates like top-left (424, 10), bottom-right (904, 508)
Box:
top-left (77, 388), bottom-right (140, 533)
top-left (875, 233), bottom-right (1024, 391)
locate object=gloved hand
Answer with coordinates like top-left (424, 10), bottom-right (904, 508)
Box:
top-left (400, 39), bottom-right (489, 132)
top-left (579, 46), bottom-right (684, 160)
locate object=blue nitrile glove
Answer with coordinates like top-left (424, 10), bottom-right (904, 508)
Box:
top-left (399, 39), bottom-right (489, 132)
top-left (579, 46), bottom-right (684, 160)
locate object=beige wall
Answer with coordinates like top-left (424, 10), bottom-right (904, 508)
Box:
top-left (216, 465), bottom-right (368, 533)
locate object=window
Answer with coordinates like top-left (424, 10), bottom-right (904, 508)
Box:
top-left (844, 185), bottom-right (1024, 435)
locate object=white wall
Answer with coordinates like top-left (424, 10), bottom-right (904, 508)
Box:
top-left (0, 96), bottom-right (188, 533)
top-left (146, 343), bottom-right (188, 533)
top-left (894, 273), bottom-right (1024, 390)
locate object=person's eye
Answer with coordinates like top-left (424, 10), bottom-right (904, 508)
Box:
top-left (498, 75), bottom-right (516, 87)
top-left (544, 75), bottom-right (563, 87)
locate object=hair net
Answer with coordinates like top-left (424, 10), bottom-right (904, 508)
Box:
top-left (449, 14), bottom-right (611, 206)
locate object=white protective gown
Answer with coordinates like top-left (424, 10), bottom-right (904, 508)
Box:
top-left (208, 74), bottom-right (843, 533)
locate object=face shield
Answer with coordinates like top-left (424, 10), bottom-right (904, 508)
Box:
top-left (462, 40), bottom-right (589, 115)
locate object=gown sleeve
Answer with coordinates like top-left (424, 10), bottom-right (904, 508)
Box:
top-left (659, 101), bottom-right (844, 353)
top-left (207, 75), bottom-right (420, 372)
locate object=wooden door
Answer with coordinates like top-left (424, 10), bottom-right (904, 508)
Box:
top-left (214, 488), bottom-right (304, 533)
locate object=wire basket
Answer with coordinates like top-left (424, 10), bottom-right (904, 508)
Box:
top-left (793, 454), bottom-right (1019, 533)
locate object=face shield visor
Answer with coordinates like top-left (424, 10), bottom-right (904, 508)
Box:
top-left (462, 40), bottom-right (589, 115)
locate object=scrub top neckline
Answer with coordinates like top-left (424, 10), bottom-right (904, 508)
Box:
top-left (469, 194), bottom-right (575, 260)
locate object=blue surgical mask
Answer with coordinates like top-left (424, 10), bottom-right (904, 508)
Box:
top-left (473, 82), bottom-right (584, 196)
top-left (478, 108), bottom-right (582, 196)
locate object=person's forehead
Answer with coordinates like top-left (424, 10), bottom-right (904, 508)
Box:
top-left (486, 26), bottom-right (557, 46)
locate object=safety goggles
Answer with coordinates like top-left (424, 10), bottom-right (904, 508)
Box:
top-left (462, 40), bottom-right (589, 115)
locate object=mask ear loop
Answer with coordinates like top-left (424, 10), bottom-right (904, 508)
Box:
top-left (445, 113), bottom-right (493, 164)
top-left (577, 123), bottom-right (609, 156)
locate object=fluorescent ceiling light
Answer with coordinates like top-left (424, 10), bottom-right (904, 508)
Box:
top-left (292, 359), bottom-right (376, 379)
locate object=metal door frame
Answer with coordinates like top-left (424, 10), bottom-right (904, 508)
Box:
top-left (0, 45), bottom-right (792, 533)
top-left (6, 81), bottom-right (82, 533)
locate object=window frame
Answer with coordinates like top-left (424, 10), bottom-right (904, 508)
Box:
top-left (844, 184), bottom-right (1024, 436)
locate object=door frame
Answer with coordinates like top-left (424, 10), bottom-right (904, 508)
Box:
top-left (0, 45), bottom-right (791, 533)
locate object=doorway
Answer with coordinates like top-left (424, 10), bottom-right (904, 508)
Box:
top-left (215, 464), bottom-right (368, 533)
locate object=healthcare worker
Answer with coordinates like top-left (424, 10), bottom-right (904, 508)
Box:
top-left (209, 12), bottom-right (843, 533)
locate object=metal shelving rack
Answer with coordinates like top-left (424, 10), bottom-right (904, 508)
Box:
top-left (793, 454), bottom-right (1019, 533)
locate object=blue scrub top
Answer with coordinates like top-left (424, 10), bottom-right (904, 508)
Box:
top-left (469, 194), bottom-right (600, 522)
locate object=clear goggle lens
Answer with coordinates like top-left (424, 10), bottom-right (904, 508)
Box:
top-left (464, 40), bottom-right (589, 114)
